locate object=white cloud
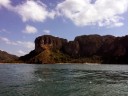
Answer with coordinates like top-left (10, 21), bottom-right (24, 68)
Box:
top-left (0, 0), bottom-right (12, 9)
top-left (56, 0), bottom-right (128, 27)
top-left (17, 50), bottom-right (27, 55)
top-left (22, 25), bottom-right (38, 34)
top-left (1, 0), bottom-right (128, 28)
top-left (0, 0), bottom-right (55, 22)
top-left (16, 41), bottom-right (34, 49)
top-left (14, 0), bottom-right (55, 22)
top-left (11, 42), bottom-right (18, 45)
top-left (0, 29), bottom-right (10, 33)
top-left (8, 50), bottom-right (27, 56)
top-left (98, 16), bottom-right (124, 28)
top-left (1, 37), bottom-right (34, 49)
top-left (48, 10), bottom-right (56, 19)
top-left (43, 30), bottom-right (50, 34)
top-left (2, 29), bottom-right (6, 32)
top-left (1, 37), bottom-right (11, 44)
top-left (37, 34), bottom-right (42, 37)
top-left (49, 3), bottom-right (55, 7)
top-left (0, 37), bottom-right (17, 45)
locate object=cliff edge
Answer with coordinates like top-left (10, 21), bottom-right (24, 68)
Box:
top-left (18, 35), bottom-right (128, 64)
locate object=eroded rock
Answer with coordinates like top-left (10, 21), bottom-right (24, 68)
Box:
top-left (35, 35), bottom-right (68, 53)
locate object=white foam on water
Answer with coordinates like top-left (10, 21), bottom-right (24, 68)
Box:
top-left (38, 78), bottom-right (45, 82)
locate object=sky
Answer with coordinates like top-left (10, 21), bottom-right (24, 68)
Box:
top-left (0, 0), bottom-right (128, 56)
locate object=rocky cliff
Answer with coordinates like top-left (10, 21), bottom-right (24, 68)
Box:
top-left (64, 41), bottom-right (80, 55)
top-left (19, 34), bottom-right (128, 64)
top-left (35, 35), bottom-right (68, 53)
top-left (74, 35), bottom-right (116, 56)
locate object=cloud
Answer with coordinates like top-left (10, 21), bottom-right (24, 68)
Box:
top-left (0, 0), bottom-right (12, 9)
top-left (22, 25), bottom-right (38, 34)
top-left (0, 37), bottom-right (17, 45)
top-left (0, 0), bottom-right (55, 22)
top-left (56, 0), bottom-right (128, 27)
top-left (17, 50), bottom-right (27, 55)
top-left (49, 3), bottom-right (55, 7)
top-left (43, 30), bottom-right (50, 34)
top-left (1, 37), bottom-right (11, 44)
top-left (0, 29), bottom-right (10, 33)
top-left (1, 37), bottom-right (34, 49)
top-left (8, 50), bottom-right (27, 56)
top-left (2, 29), bottom-right (6, 32)
top-left (14, 0), bottom-right (55, 22)
top-left (1, 0), bottom-right (127, 28)
top-left (98, 16), bottom-right (124, 28)
top-left (17, 41), bottom-right (34, 49)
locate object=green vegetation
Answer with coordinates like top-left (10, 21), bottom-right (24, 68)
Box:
top-left (1, 46), bottom-right (103, 64)
top-left (2, 34), bottom-right (128, 64)
top-left (15, 46), bottom-right (71, 64)
top-left (67, 55), bottom-right (103, 63)
top-left (0, 50), bottom-right (18, 62)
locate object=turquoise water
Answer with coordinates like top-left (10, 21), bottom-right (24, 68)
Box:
top-left (0, 64), bottom-right (128, 96)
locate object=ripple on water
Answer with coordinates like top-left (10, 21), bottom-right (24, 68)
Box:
top-left (1, 64), bottom-right (128, 96)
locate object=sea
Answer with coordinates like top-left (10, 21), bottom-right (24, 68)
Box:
top-left (0, 64), bottom-right (128, 96)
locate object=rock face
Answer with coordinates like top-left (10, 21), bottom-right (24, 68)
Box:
top-left (34, 35), bottom-right (128, 57)
top-left (19, 34), bottom-right (128, 64)
top-left (64, 41), bottom-right (80, 55)
top-left (35, 35), bottom-right (68, 53)
top-left (102, 35), bottom-right (128, 56)
top-left (74, 35), bottom-right (116, 56)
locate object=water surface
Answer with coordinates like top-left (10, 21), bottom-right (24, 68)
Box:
top-left (0, 64), bottom-right (128, 96)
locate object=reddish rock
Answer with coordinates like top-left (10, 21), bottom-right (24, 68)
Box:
top-left (113, 44), bottom-right (126, 56)
top-left (102, 35), bottom-right (128, 56)
top-left (64, 41), bottom-right (80, 55)
top-left (34, 34), bottom-right (128, 57)
top-left (74, 35), bottom-right (115, 55)
top-left (35, 35), bottom-right (68, 53)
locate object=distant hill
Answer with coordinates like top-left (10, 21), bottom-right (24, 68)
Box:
top-left (15, 34), bottom-right (128, 64)
top-left (0, 50), bottom-right (18, 62)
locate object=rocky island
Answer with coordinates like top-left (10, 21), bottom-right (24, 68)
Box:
top-left (4, 34), bottom-right (128, 64)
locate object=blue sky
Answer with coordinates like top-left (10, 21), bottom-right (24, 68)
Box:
top-left (0, 0), bottom-right (128, 56)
